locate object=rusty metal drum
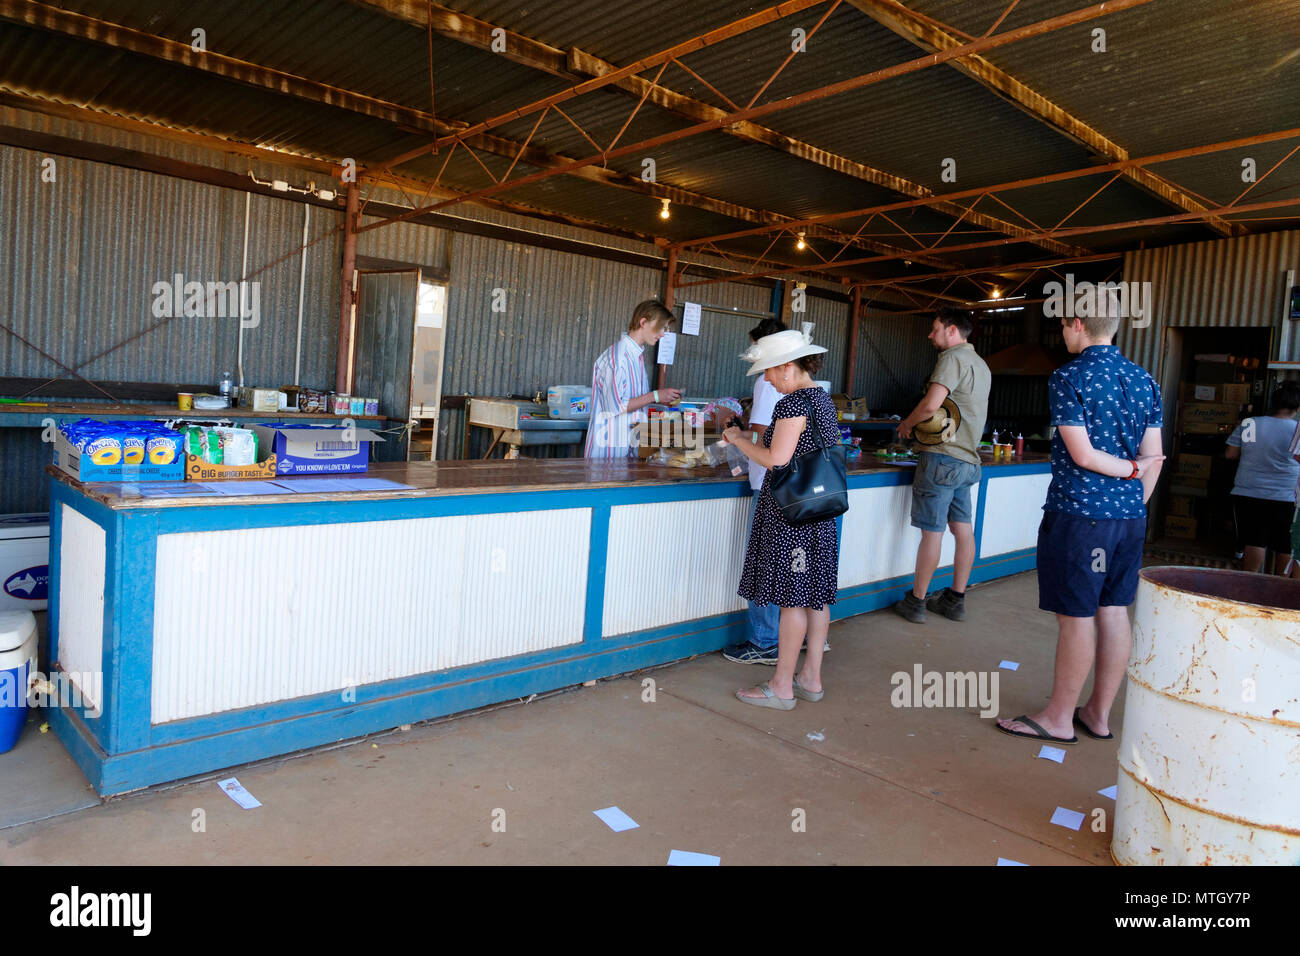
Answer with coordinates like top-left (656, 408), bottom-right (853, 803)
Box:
top-left (1113, 568), bottom-right (1300, 865)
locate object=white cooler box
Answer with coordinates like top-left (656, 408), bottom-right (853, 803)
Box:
top-left (0, 513), bottom-right (50, 611)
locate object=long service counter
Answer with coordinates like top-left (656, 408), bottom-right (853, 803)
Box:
top-left (47, 454), bottom-right (1051, 794)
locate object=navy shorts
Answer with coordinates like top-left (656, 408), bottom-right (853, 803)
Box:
top-left (1036, 511), bottom-right (1146, 617)
top-left (910, 452), bottom-right (980, 532)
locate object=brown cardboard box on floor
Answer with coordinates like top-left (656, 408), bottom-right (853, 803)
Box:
top-left (1167, 495), bottom-right (1194, 516)
top-left (1175, 453), bottom-right (1213, 480)
top-left (1164, 515), bottom-right (1198, 539)
top-left (1220, 383), bottom-right (1250, 405)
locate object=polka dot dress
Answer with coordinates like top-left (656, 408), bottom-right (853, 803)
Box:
top-left (738, 387), bottom-right (841, 610)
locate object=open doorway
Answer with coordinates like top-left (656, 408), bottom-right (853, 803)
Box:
top-left (1154, 327), bottom-right (1273, 564)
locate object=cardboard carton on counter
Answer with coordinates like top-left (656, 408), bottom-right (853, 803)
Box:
top-left (250, 423), bottom-right (382, 475)
top-left (184, 451), bottom-right (279, 481)
top-left (52, 431), bottom-right (184, 482)
top-left (832, 395), bottom-right (868, 420)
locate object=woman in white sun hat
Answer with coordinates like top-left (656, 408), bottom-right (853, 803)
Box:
top-left (722, 326), bottom-right (841, 710)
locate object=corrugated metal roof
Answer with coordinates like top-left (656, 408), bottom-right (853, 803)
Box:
top-left (6, 0), bottom-right (1291, 304)
top-left (912, 0), bottom-right (1300, 156)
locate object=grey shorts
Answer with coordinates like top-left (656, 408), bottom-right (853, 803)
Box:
top-left (910, 451), bottom-right (980, 532)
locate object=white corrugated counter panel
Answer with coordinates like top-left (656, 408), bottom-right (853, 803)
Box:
top-left (837, 483), bottom-right (977, 588)
top-left (603, 498), bottom-right (750, 637)
top-left (979, 473), bottom-right (1050, 557)
top-left (151, 509), bottom-right (590, 724)
top-left (56, 504), bottom-right (106, 715)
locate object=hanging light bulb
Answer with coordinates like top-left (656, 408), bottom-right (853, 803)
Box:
top-left (659, 198), bottom-right (671, 220)
top-left (991, 288), bottom-right (1002, 299)
top-left (796, 231), bottom-right (806, 251)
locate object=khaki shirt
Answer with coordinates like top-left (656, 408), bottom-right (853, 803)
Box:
top-left (922, 342), bottom-right (990, 465)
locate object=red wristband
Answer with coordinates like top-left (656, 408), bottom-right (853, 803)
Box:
top-left (1126, 460), bottom-right (1138, 480)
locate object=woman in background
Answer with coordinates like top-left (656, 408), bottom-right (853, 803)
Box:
top-left (1225, 384), bottom-right (1300, 575)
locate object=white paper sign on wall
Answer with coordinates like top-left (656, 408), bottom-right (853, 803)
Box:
top-left (681, 302), bottom-right (701, 336)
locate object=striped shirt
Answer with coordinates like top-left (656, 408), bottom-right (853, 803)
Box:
top-left (584, 333), bottom-right (650, 459)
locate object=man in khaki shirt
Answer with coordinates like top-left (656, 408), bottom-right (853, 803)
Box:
top-left (893, 308), bottom-right (991, 623)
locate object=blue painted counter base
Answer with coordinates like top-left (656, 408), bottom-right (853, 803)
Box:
top-left (49, 462), bottom-right (1046, 794)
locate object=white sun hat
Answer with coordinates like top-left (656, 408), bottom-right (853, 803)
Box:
top-left (740, 324), bottom-right (827, 375)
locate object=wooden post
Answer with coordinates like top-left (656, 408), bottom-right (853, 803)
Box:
top-left (335, 181), bottom-right (359, 394)
top-left (845, 285), bottom-right (861, 395)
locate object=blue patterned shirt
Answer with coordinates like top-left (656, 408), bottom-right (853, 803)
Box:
top-left (1045, 345), bottom-right (1162, 519)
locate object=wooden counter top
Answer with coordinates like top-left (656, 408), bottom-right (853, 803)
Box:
top-left (49, 452), bottom-right (1051, 511)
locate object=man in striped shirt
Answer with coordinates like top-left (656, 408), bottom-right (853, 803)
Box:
top-left (584, 300), bottom-right (680, 458)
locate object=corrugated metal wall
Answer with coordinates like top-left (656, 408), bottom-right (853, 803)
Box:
top-left (803, 291), bottom-right (849, 394)
top-left (0, 146), bottom-right (341, 388)
top-left (438, 233), bottom-right (664, 459)
top-left (854, 311), bottom-right (936, 414)
top-left (1117, 230), bottom-right (1300, 375)
top-left (2, 103), bottom-right (923, 500)
top-left (668, 282), bottom-right (775, 403)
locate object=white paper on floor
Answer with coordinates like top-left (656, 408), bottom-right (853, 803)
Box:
top-left (1037, 745), bottom-right (1066, 763)
top-left (998, 660), bottom-right (1020, 671)
top-left (217, 777), bottom-right (261, 809)
top-left (806, 730), bottom-right (825, 742)
top-left (996, 858), bottom-right (1028, 866)
top-left (1098, 784), bottom-right (1118, 800)
top-left (1050, 806), bottom-right (1084, 831)
top-left (593, 806), bottom-right (639, 832)
top-left (668, 850), bottom-right (720, 866)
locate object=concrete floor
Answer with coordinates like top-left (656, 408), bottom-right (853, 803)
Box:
top-left (0, 571), bottom-right (1122, 865)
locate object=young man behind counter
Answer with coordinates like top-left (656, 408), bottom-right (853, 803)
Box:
top-left (584, 300), bottom-right (681, 459)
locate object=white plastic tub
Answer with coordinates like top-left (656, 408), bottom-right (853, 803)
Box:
top-left (548, 385), bottom-right (593, 420)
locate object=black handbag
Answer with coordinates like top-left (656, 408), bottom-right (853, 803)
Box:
top-left (767, 392), bottom-right (849, 524)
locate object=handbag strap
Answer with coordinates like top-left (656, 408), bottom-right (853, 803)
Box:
top-left (802, 389), bottom-right (830, 451)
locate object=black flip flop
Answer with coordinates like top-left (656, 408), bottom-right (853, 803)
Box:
top-left (1073, 708), bottom-right (1114, 740)
top-left (996, 715), bottom-right (1078, 745)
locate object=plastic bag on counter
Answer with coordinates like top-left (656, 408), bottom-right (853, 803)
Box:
top-left (177, 425), bottom-right (258, 465)
top-left (647, 448), bottom-right (674, 466)
top-left (722, 442), bottom-right (749, 478)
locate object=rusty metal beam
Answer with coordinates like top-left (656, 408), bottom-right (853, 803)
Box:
top-left (353, 0), bottom-right (1156, 235)
top-left (673, 126), bottom-right (1300, 252)
top-left (0, 0), bottom-right (965, 272)
top-left (363, 0), bottom-right (826, 172)
top-left (0, 0), bottom-right (442, 133)
top-left (336, 182), bottom-right (359, 394)
top-left (845, 286), bottom-right (862, 394)
top-left (844, 0), bottom-right (1242, 238)
top-left (351, 0), bottom-right (1083, 257)
top-left (852, 251), bottom-right (1123, 287)
top-left (0, 91), bottom-right (678, 246)
top-left (565, 49), bottom-right (1085, 257)
top-left (400, 121), bottom-right (954, 266)
top-left (678, 195), bottom-right (1300, 287)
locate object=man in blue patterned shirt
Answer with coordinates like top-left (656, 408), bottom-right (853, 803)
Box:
top-left (997, 310), bottom-right (1164, 745)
